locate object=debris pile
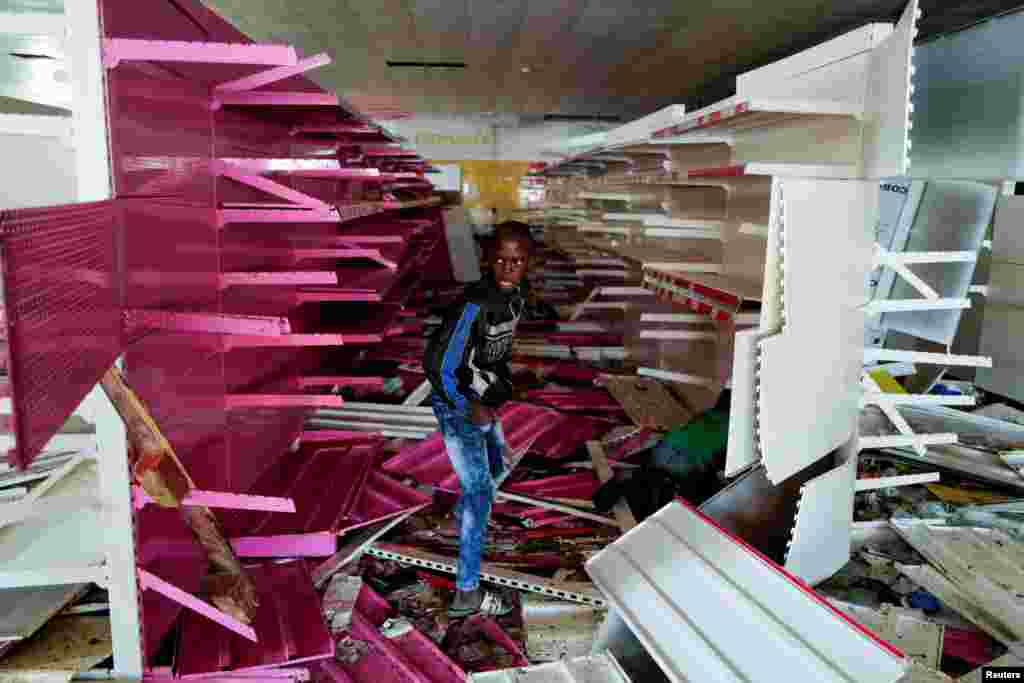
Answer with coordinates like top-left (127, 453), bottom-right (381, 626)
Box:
top-left (3, 220), bottom-right (1024, 683)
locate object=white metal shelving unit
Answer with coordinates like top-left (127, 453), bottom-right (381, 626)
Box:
top-left (544, 0), bottom-right (924, 590)
top-left (0, 0), bottom-right (143, 677)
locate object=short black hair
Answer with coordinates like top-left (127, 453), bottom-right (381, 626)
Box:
top-left (492, 221), bottom-right (534, 253)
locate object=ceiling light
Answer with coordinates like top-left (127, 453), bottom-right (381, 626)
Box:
top-left (521, 66), bottom-right (531, 73)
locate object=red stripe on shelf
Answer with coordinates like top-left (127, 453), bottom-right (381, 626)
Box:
top-left (692, 282), bottom-right (741, 308)
top-left (688, 164), bottom-right (748, 178)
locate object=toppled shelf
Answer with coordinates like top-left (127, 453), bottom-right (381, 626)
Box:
top-left (585, 500), bottom-right (908, 683)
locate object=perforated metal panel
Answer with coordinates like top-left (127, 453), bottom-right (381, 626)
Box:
top-left (0, 201), bottom-right (122, 469)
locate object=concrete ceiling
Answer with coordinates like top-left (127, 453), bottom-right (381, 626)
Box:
top-left (201, 0), bottom-right (1024, 119)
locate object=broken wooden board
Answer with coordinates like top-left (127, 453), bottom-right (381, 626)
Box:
top-left (99, 367), bottom-right (258, 623)
top-left (99, 367), bottom-right (189, 505)
top-left (0, 585), bottom-right (88, 642)
top-left (0, 616), bottom-right (111, 680)
top-left (600, 376), bottom-right (691, 431)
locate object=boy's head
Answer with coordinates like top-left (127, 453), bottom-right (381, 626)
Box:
top-left (489, 221), bottom-right (533, 290)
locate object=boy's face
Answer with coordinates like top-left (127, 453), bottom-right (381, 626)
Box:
top-left (492, 238), bottom-right (530, 290)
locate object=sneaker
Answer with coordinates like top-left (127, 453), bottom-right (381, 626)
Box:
top-left (448, 589), bottom-right (514, 618)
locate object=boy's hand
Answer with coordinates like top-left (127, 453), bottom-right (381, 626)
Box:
top-left (469, 402), bottom-right (495, 426)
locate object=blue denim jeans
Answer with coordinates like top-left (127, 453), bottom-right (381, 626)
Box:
top-left (431, 393), bottom-right (507, 591)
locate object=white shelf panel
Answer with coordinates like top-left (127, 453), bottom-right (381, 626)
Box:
top-left (756, 179), bottom-right (875, 485)
top-left (0, 456), bottom-right (105, 582)
top-left (585, 501), bottom-right (908, 683)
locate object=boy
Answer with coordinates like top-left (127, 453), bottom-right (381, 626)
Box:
top-left (423, 221), bottom-right (533, 617)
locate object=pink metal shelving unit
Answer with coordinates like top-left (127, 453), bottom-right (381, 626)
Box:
top-left (0, 0), bottom-right (448, 675)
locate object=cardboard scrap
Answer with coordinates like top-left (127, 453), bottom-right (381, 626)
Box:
top-left (0, 585), bottom-right (88, 642)
top-left (601, 376), bottom-right (691, 431)
top-left (0, 616), bottom-right (111, 680)
top-left (925, 484), bottom-right (1013, 506)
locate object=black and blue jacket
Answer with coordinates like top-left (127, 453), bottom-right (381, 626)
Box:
top-left (423, 278), bottom-right (524, 412)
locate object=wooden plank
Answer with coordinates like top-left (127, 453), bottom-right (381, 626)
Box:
top-left (0, 616), bottom-right (111, 675)
top-left (98, 367), bottom-right (188, 505)
top-left (0, 585), bottom-right (88, 642)
top-left (600, 376), bottom-right (692, 431)
top-left (586, 441), bottom-right (637, 533)
top-left (98, 367), bottom-right (257, 624)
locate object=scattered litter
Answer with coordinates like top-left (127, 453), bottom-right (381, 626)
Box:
top-left (334, 636), bottom-right (369, 665)
top-left (323, 575), bottom-right (363, 633)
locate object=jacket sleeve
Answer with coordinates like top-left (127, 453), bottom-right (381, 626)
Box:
top-left (436, 302), bottom-right (481, 412)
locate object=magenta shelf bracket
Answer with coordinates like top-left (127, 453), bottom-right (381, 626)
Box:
top-left (214, 53), bottom-right (331, 93)
top-left (331, 239), bottom-right (397, 270)
top-left (211, 91), bottom-right (340, 111)
top-left (217, 208), bottom-right (341, 228)
top-left (102, 38), bottom-right (298, 70)
top-left (136, 568), bottom-right (259, 642)
top-left (300, 430), bottom-right (383, 443)
top-left (294, 376), bottom-right (385, 389)
top-left (224, 394), bottom-right (346, 410)
top-left (218, 271), bottom-right (339, 289)
top-left (290, 123), bottom-right (380, 136)
top-left (286, 168), bottom-right (382, 179)
top-left (220, 334), bottom-right (352, 350)
top-left (123, 309), bottom-right (291, 336)
top-left (230, 531), bottom-right (337, 558)
top-left (215, 160), bottom-right (330, 210)
top-left (132, 486), bottom-right (296, 513)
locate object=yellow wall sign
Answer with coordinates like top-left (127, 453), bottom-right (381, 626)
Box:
top-left (415, 131), bottom-right (495, 146)
top-left (432, 159), bottom-right (530, 211)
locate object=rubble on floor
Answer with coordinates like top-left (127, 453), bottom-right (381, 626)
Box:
top-left (3, 236), bottom-right (1024, 682)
